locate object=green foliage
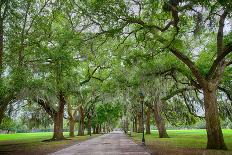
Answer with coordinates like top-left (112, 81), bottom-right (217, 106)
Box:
top-left (164, 99), bottom-right (198, 126)
top-left (0, 0), bottom-right (231, 144)
top-left (0, 117), bottom-right (17, 132)
top-left (93, 102), bottom-right (123, 127)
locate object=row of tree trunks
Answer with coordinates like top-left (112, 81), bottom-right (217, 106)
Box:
top-left (132, 101), bottom-right (168, 138)
top-left (95, 124), bottom-right (102, 134)
top-left (92, 124), bottom-right (112, 134)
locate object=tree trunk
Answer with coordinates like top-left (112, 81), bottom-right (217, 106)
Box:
top-left (69, 118), bottom-right (75, 137)
top-left (87, 115), bottom-right (91, 135)
top-left (146, 109), bottom-right (151, 134)
top-left (103, 124), bottom-right (106, 133)
top-left (0, 16), bottom-right (5, 124)
top-left (0, 17), bottom-right (3, 76)
top-left (96, 124), bottom-right (99, 134)
top-left (153, 101), bottom-right (169, 138)
top-left (78, 106), bottom-right (85, 136)
top-left (132, 119), bottom-right (135, 132)
top-left (99, 124), bottom-right (102, 133)
top-left (93, 126), bottom-right (96, 134)
top-left (0, 103), bottom-right (7, 124)
top-left (52, 92), bottom-right (65, 140)
top-left (134, 117), bottom-right (137, 132)
top-left (203, 85), bottom-right (227, 149)
top-left (137, 114), bottom-right (142, 133)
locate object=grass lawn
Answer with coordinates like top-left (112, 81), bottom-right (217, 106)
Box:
top-left (131, 129), bottom-right (232, 155)
top-left (0, 132), bottom-right (99, 155)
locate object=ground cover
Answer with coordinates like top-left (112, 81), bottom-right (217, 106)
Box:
top-left (0, 132), bottom-right (99, 155)
top-left (131, 129), bottom-right (232, 155)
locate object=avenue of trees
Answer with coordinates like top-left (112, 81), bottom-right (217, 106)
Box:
top-left (0, 0), bottom-right (231, 151)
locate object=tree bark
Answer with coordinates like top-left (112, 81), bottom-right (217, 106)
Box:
top-left (103, 124), bottom-right (106, 133)
top-left (132, 119), bottom-right (135, 132)
top-left (153, 101), bottom-right (169, 138)
top-left (97, 124), bottom-right (99, 134)
top-left (78, 106), bottom-right (85, 136)
top-left (93, 126), bottom-right (96, 134)
top-left (52, 92), bottom-right (65, 140)
top-left (0, 16), bottom-right (3, 76)
top-left (87, 115), bottom-right (91, 135)
top-left (203, 85), bottom-right (227, 149)
top-left (99, 124), bottom-right (102, 133)
top-left (146, 109), bottom-right (151, 134)
top-left (0, 103), bottom-right (7, 124)
top-left (69, 118), bottom-right (75, 137)
top-left (134, 117), bottom-right (137, 132)
top-left (96, 124), bottom-right (100, 134)
top-left (137, 113), bottom-right (142, 133)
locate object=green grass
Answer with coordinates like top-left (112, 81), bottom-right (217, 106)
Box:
top-left (131, 129), bottom-right (232, 155)
top-left (0, 132), bottom-right (70, 142)
top-left (0, 132), bottom-right (99, 155)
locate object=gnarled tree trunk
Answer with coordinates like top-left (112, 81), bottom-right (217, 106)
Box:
top-left (146, 109), bottom-right (151, 134)
top-left (153, 100), bottom-right (169, 138)
top-left (203, 84), bottom-right (226, 149)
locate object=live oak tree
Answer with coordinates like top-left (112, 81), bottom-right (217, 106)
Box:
top-left (25, 2), bottom-right (81, 140)
top-left (0, 0), bottom-right (50, 124)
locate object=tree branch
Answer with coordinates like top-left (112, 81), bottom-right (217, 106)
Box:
top-left (217, 10), bottom-right (228, 55)
top-left (168, 47), bottom-right (205, 87)
top-left (35, 98), bottom-right (56, 117)
top-left (162, 86), bottom-right (195, 101)
top-left (79, 66), bottom-right (101, 86)
top-left (207, 42), bottom-right (232, 79)
top-left (181, 92), bottom-right (204, 119)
